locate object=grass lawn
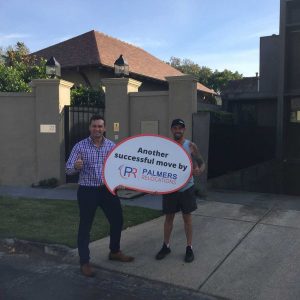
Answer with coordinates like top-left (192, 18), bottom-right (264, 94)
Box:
top-left (0, 196), bottom-right (161, 248)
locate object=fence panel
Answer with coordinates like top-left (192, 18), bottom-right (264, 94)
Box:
top-left (64, 105), bottom-right (105, 183)
top-left (208, 124), bottom-right (276, 178)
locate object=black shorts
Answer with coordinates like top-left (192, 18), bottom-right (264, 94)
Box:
top-left (162, 186), bottom-right (197, 214)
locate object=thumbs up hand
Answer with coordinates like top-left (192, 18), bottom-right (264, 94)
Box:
top-left (74, 153), bottom-right (84, 170)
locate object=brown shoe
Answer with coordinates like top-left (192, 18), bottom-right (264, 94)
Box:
top-left (80, 263), bottom-right (96, 277)
top-left (109, 251), bottom-right (134, 262)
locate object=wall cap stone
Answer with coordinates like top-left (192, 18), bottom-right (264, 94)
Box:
top-left (165, 75), bottom-right (197, 83)
top-left (0, 92), bottom-right (34, 97)
top-left (129, 91), bottom-right (169, 97)
top-left (101, 77), bottom-right (142, 88)
top-left (30, 79), bottom-right (74, 88)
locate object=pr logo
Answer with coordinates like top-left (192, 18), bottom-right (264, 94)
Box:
top-left (119, 165), bottom-right (138, 179)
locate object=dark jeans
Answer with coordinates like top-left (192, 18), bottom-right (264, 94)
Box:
top-left (77, 185), bottom-right (123, 265)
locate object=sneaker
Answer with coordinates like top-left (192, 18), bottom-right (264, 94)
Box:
top-left (155, 243), bottom-right (171, 260)
top-left (185, 246), bottom-right (194, 263)
top-left (108, 251), bottom-right (134, 262)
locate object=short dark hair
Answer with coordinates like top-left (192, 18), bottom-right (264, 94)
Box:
top-left (89, 115), bottom-right (105, 125)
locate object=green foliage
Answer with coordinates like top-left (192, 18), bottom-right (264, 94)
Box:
top-left (208, 69), bottom-right (243, 93)
top-left (198, 66), bottom-right (213, 88)
top-left (0, 47), bottom-right (5, 65)
top-left (0, 42), bottom-right (47, 92)
top-left (0, 64), bottom-right (30, 92)
top-left (71, 85), bottom-right (105, 107)
top-left (169, 57), bottom-right (202, 78)
top-left (169, 56), bottom-right (243, 94)
top-left (5, 42), bottom-right (31, 66)
top-left (37, 178), bottom-right (59, 188)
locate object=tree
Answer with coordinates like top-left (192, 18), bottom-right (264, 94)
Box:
top-left (168, 56), bottom-right (243, 94)
top-left (208, 69), bottom-right (243, 93)
top-left (5, 42), bottom-right (31, 66)
top-left (198, 66), bottom-right (213, 88)
top-left (0, 64), bottom-right (30, 92)
top-left (169, 56), bottom-right (203, 78)
top-left (0, 47), bottom-right (5, 65)
top-left (0, 42), bottom-right (106, 107)
top-left (0, 42), bottom-right (47, 92)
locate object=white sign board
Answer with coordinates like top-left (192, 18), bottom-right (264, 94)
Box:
top-left (103, 134), bottom-right (192, 195)
top-left (40, 124), bottom-right (56, 133)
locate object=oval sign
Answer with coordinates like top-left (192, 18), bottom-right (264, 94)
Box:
top-left (103, 134), bottom-right (192, 195)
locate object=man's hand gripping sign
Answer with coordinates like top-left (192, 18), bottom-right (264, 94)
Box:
top-left (103, 134), bottom-right (192, 195)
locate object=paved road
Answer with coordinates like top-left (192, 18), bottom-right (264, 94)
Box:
top-left (0, 244), bottom-right (221, 300)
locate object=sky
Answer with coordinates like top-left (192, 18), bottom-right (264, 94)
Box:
top-left (0, 0), bottom-right (280, 76)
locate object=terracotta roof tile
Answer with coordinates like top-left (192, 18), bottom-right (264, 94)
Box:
top-left (33, 30), bottom-right (214, 94)
top-left (33, 31), bottom-right (100, 67)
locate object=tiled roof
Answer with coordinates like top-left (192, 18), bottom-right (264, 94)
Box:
top-left (33, 30), bottom-right (214, 94)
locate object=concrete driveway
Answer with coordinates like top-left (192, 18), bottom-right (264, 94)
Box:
top-left (74, 190), bottom-right (300, 300)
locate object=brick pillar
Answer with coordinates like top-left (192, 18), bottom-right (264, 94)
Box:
top-left (30, 79), bottom-right (73, 184)
top-left (102, 78), bottom-right (141, 142)
top-left (166, 75), bottom-right (197, 140)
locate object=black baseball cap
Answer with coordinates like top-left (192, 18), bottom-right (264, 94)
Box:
top-left (171, 118), bottom-right (185, 128)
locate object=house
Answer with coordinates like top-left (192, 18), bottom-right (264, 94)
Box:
top-left (221, 34), bottom-right (279, 128)
top-left (277, 0), bottom-right (300, 168)
top-left (222, 0), bottom-right (300, 161)
top-left (220, 0), bottom-right (300, 195)
top-left (32, 30), bottom-right (215, 100)
top-left (222, 73), bottom-right (277, 127)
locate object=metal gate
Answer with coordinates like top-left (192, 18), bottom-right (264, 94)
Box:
top-left (64, 105), bottom-right (105, 183)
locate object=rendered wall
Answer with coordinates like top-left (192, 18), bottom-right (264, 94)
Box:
top-left (0, 93), bottom-right (36, 185)
top-left (0, 79), bottom-right (73, 186)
